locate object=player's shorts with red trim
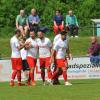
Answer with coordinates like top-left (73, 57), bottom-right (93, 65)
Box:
top-left (11, 58), bottom-right (22, 70)
top-left (56, 59), bottom-right (67, 68)
top-left (39, 57), bottom-right (51, 69)
top-left (27, 56), bottom-right (37, 68)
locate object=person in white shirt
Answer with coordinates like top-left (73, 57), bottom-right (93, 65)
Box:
top-left (20, 38), bottom-right (30, 82)
top-left (25, 31), bottom-right (38, 86)
top-left (37, 30), bottom-right (52, 85)
top-left (20, 48), bottom-right (29, 81)
top-left (53, 32), bottom-right (69, 45)
top-left (52, 31), bottom-right (69, 85)
top-left (50, 31), bottom-right (72, 85)
top-left (10, 29), bottom-right (25, 86)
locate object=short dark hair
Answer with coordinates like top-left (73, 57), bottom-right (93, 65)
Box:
top-left (56, 9), bottom-right (61, 13)
top-left (60, 30), bottom-right (67, 35)
top-left (38, 29), bottom-right (44, 33)
top-left (15, 29), bottom-right (20, 34)
top-left (30, 30), bottom-right (35, 33)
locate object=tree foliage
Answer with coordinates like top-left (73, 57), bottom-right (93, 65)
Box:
top-left (0, 0), bottom-right (100, 27)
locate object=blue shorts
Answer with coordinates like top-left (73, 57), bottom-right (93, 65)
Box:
top-left (90, 56), bottom-right (100, 64)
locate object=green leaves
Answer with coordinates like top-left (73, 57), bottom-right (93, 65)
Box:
top-left (0, 0), bottom-right (100, 27)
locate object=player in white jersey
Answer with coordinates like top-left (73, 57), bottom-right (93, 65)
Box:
top-left (50, 31), bottom-right (72, 85)
top-left (37, 30), bottom-right (52, 85)
top-left (52, 33), bottom-right (62, 85)
top-left (53, 33), bottom-right (61, 45)
top-left (20, 38), bottom-right (30, 82)
top-left (53, 32), bottom-right (69, 45)
top-left (20, 48), bottom-right (29, 81)
top-left (25, 31), bottom-right (38, 86)
top-left (52, 31), bottom-right (69, 85)
top-left (10, 29), bottom-right (25, 86)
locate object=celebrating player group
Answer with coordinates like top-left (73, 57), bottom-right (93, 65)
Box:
top-left (10, 29), bottom-right (72, 87)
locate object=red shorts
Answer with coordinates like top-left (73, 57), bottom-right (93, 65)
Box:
top-left (39, 57), bottom-right (50, 69)
top-left (11, 58), bottom-right (22, 70)
top-left (27, 56), bottom-right (37, 68)
top-left (56, 59), bottom-right (67, 68)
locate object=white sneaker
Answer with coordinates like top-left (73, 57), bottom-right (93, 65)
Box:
top-left (65, 81), bottom-right (72, 86)
top-left (75, 35), bottom-right (79, 38)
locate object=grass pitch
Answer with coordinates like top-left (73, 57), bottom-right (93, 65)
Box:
top-left (0, 79), bottom-right (100, 100)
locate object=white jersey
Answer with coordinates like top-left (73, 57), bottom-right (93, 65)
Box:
top-left (53, 38), bottom-right (68, 59)
top-left (10, 36), bottom-right (21, 58)
top-left (20, 48), bottom-right (27, 60)
top-left (53, 34), bottom-right (69, 45)
top-left (53, 34), bottom-right (61, 45)
top-left (37, 37), bottom-right (52, 58)
top-left (25, 37), bottom-right (38, 58)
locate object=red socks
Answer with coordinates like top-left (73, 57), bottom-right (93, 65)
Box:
top-left (62, 71), bottom-right (67, 81)
top-left (11, 70), bottom-right (17, 81)
top-left (47, 70), bottom-right (52, 79)
top-left (17, 71), bottom-right (21, 83)
top-left (29, 72), bottom-right (34, 82)
top-left (41, 70), bottom-right (45, 82)
top-left (28, 75), bottom-right (31, 82)
top-left (41, 70), bottom-right (52, 82)
top-left (51, 71), bottom-right (58, 80)
top-left (52, 70), bottom-right (67, 81)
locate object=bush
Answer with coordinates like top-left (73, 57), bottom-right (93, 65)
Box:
top-left (0, 0), bottom-right (100, 37)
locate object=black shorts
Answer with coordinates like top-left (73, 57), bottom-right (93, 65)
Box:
top-left (22, 60), bottom-right (30, 71)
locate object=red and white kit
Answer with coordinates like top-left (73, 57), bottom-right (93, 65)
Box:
top-left (37, 37), bottom-right (52, 68)
top-left (10, 35), bottom-right (22, 86)
top-left (10, 36), bottom-right (22, 70)
top-left (25, 37), bottom-right (38, 85)
top-left (25, 37), bottom-right (38, 68)
top-left (51, 38), bottom-right (69, 83)
top-left (37, 37), bottom-right (52, 82)
top-left (53, 38), bottom-right (68, 68)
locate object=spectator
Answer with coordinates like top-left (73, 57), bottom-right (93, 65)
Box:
top-left (53, 10), bottom-right (64, 35)
top-left (66, 10), bottom-right (79, 38)
top-left (28, 8), bottom-right (40, 33)
top-left (88, 36), bottom-right (100, 64)
top-left (16, 10), bottom-right (29, 37)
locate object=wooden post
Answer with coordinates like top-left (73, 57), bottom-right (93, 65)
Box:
top-left (92, 22), bottom-right (95, 36)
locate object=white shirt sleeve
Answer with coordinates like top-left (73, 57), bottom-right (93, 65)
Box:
top-left (14, 41), bottom-right (20, 48)
top-left (47, 40), bottom-right (52, 47)
top-left (53, 43), bottom-right (59, 51)
top-left (53, 34), bottom-right (60, 45)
